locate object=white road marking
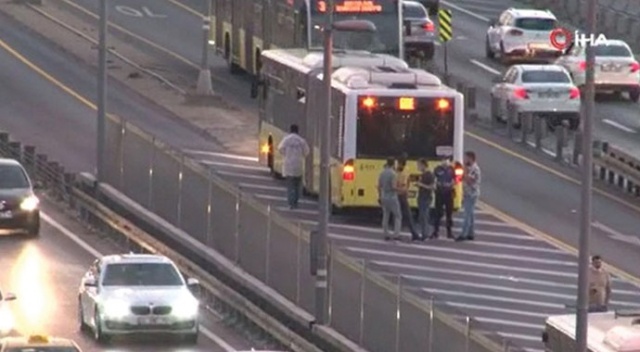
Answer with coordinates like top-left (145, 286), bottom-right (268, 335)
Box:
top-left (470, 59), bottom-right (501, 75)
top-left (41, 212), bottom-right (237, 351)
top-left (447, 302), bottom-right (551, 318)
top-left (420, 288), bottom-right (564, 308)
top-left (602, 119), bottom-right (636, 133)
top-left (498, 332), bottom-right (541, 342)
top-left (239, 183), bottom-right (286, 192)
top-left (275, 206), bottom-right (317, 215)
top-left (201, 160), bottom-right (268, 171)
top-left (343, 242), bottom-right (576, 266)
top-left (184, 149), bottom-right (259, 162)
top-left (217, 170), bottom-right (271, 180)
top-left (526, 141), bottom-right (558, 158)
top-left (474, 317), bottom-right (541, 330)
top-left (347, 249), bottom-right (578, 278)
top-left (376, 266), bottom-right (640, 296)
top-left (254, 194), bottom-right (315, 205)
top-left (593, 221), bottom-right (640, 246)
top-left (441, 0), bottom-right (490, 22)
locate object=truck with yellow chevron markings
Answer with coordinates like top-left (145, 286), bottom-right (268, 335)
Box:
top-left (251, 48), bottom-right (465, 211)
top-left (209, 0), bottom-right (403, 75)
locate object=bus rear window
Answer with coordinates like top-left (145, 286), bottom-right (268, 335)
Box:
top-left (356, 97), bottom-right (455, 159)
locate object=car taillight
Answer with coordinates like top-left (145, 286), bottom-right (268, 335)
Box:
top-left (422, 22), bottom-right (434, 32)
top-left (569, 87), bottom-right (580, 99)
top-left (454, 163), bottom-right (464, 183)
top-left (343, 161), bottom-right (355, 181)
top-left (630, 62), bottom-right (640, 73)
top-left (508, 29), bottom-right (523, 36)
top-left (513, 87), bottom-right (529, 99)
top-left (578, 61), bottom-right (586, 71)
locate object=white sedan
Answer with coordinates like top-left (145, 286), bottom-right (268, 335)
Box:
top-left (0, 291), bottom-right (16, 335)
top-left (78, 254), bottom-right (200, 344)
top-left (491, 64), bottom-right (581, 130)
top-left (554, 39), bottom-right (640, 102)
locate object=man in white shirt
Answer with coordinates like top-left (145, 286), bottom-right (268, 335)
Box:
top-left (278, 124), bottom-right (310, 209)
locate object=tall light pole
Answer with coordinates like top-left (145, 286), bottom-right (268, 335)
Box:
top-left (575, 0), bottom-right (597, 349)
top-left (96, 0), bottom-right (107, 182)
top-left (315, 0), bottom-right (334, 326)
top-left (196, 0), bottom-right (213, 95)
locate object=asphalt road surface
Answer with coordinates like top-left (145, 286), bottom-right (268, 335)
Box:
top-left (0, 14), bottom-right (261, 352)
top-left (0, 198), bottom-right (259, 352)
top-left (50, 0), bottom-right (640, 285)
top-left (4, 1), bottom-right (640, 351)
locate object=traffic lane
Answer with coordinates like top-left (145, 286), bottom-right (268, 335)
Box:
top-left (0, 197), bottom-right (251, 351)
top-left (0, 12), bottom-right (222, 164)
top-left (465, 130), bottom-right (640, 280)
top-left (0, 40), bottom-right (95, 172)
top-left (57, 0), bottom-right (259, 115)
top-left (437, 7), bottom-right (640, 146)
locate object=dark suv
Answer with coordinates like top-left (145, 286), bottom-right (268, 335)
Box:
top-left (0, 159), bottom-right (40, 236)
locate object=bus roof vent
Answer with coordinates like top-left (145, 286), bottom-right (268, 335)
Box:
top-left (604, 325), bottom-right (640, 351)
top-left (302, 52), bottom-right (409, 70)
top-left (331, 66), bottom-right (442, 89)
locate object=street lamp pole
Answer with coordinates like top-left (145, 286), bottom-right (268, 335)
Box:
top-left (196, 0), bottom-right (213, 95)
top-left (575, 0), bottom-right (597, 350)
top-left (96, 0), bottom-right (107, 182)
top-left (316, 0), bottom-right (334, 326)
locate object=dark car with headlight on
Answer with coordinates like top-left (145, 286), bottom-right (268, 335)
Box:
top-left (0, 159), bottom-right (40, 237)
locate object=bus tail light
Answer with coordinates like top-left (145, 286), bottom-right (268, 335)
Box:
top-left (454, 163), bottom-right (464, 183)
top-left (261, 143), bottom-right (270, 154)
top-left (361, 97), bottom-right (376, 108)
top-left (435, 98), bottom-right (451, 111)
top-left (343, 160), bottom-right (355, 181)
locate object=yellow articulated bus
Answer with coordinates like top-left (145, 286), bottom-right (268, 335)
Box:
top-left (252, 48), bottom-right (465, 211)
top-left (208, 0), bottom-right (403, 75)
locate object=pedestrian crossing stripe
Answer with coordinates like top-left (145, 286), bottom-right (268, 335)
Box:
top-left (438, 9), bottom-right (452, 42)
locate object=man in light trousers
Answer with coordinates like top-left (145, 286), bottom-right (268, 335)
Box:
top-left (457, 151), bottom-right (481, 241)
top-left (278, 124), bottom-right (310, 209)
top-left (378, 158), bottom-right (402, 240)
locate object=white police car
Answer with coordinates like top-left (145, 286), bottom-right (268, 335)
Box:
top-left (486, 8), bottom-right (562, 64)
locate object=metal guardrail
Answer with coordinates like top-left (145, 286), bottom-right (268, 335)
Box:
top-left (593, 142), bottom-right (640, 197)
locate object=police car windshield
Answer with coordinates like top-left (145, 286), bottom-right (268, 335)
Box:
top-left (0, 164), bottom-right (30, 189)
top-left (5, 348), bottom-right (79, 352)
top-left (515, 18), bottom-right (556, 31)
top-left (521, 70), bottom-right (570, 83)
top-left (102, 263), bottom-right (183, 286)
top-left (594, 44), bottom-right (632, 57)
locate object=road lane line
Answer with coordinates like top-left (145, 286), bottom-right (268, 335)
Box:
top-left (202, 160), bottom-right (269, 171)
top-left (475, 318), bottom-right (541, 330)
top-left (447, 302), bottom-right (551, 318)
top-left (167, 0), bottom-right (204, 17)
top-left (40, 212), bottom-right (237, 351)
top-left (184, 150), bottom-right (259, 162)
top-left (255, 194), bottom-right (316, 205)
top-left (238, 183), bottom-right (286, 192)
top-left (217, 170), bottom-right (271, 180)
top-left (331, 232), bottom-right (565, 254)
top-left (276, 206), bottom-right (317, 215)
top-left (420, 287), bottom-right (565, 309)
top-left (469, 59), bottom-right (501, 75)
top-left (7, 4), bottom-right (640, 293)
top-left (407, 275), bottom-right (640, 307)
top-left (60, 0), bottom-right (198, 69)
top-left (602, 119), bottom-right (636, 133)
top-left (441, 0), bottom-right (490, 22)
top-left (497, 332), bottom-right (541, 342)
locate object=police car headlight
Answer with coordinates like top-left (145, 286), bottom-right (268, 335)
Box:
top-left (103, 299), bottom-right (129, 319)
top-left (20, 195), bottom-right (39, 211)
top-left (172, 297), bottom-right (199, 319)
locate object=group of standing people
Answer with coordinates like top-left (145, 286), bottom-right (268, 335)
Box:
top-left (377, 152), bottom-right (481, 242)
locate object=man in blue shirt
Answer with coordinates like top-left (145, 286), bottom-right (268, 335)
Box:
top-left (430, 156), bottom-right (455, 239)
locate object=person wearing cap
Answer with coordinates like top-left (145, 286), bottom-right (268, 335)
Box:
top-left (430, 156), bottom-right (455, 239)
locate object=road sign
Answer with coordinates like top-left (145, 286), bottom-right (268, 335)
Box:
top-left (438, 9), bottom-right (452, 42)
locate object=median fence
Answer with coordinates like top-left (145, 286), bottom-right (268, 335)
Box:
top-left (92, 113), bottom-right (524, 352)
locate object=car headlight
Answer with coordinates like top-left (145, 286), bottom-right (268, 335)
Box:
top-left (172, 297), bottom-right (199, 319)
top-left (103, 299), bottom-right (129, 319)
top-left (0, 308), bottom-right (14, 335)
top-left (20, 195), bottom-right (39, 211)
